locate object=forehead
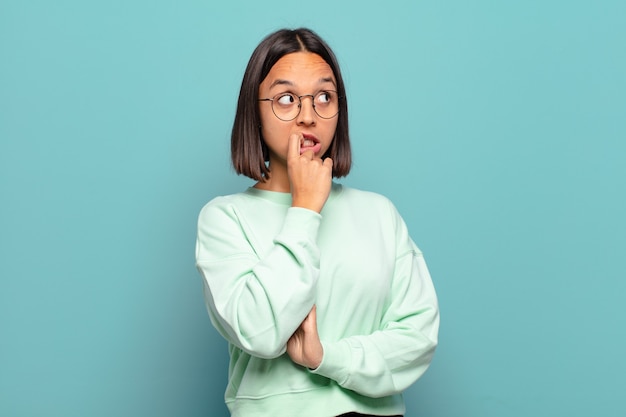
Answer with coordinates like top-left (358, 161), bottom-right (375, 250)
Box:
top-left (261, 52), bottom-right (335, 90)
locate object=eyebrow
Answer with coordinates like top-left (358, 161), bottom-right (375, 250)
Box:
top-left (269, 77), bottom-right (337, 90)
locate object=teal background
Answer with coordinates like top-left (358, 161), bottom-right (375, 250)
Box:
top-left (1, 0), bottom-right (625, 416)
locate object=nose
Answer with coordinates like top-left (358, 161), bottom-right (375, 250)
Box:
top-left (296, 95), bottom-right (316, 125)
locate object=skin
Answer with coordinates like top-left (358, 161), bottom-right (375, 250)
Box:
top-left (256, 52), bottom-right (337, 213)
top-left (287, 305), bottom-right (322, 369)
top-left (256, 52), bottom-right (336, 368)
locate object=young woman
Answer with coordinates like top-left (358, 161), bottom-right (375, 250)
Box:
top-left (196, 28), bottom-right (439, 417)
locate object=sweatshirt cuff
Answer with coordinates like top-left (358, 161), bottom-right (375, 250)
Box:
top-left (310, 340), bottom-right (351, 384)
top-left (279, 207), bottom-right (322, 241)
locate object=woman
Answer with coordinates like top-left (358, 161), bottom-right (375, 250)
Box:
top-left (196, 28), bottom-right (439, 417)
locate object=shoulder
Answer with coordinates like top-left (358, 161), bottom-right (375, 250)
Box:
top-left (331, 185), bottom-right (405, 228)
top-left (200, 192), bottom-right (248, 209)
top-left (335, 185), bottom-right (398, 214)
top-left (335, 185), bottom-right (419, 253)
top-left (197, 192), bottom-right (251, 223)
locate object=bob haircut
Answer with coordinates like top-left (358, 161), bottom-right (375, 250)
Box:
top-left (231, 28), bottom-right (351, 181)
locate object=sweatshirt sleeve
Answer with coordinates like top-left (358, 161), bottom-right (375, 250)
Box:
top-left (311, 203), bottom-right (440, 398)
top-left (195, 200), bottom-right (321, 359)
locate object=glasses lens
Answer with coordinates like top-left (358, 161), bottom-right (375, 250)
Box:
top-left (271, 93), bottom-right (299, 121)
top-left (313, 91), bottom-right (339, 119)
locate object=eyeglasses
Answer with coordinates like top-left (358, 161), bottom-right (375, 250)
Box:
top-left (258, 90), bottom-right (340, 121)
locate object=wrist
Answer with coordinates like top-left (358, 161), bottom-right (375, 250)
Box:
top-left (291, 198), bottom-right (323, 213)
top-left (309, 345), bottom-right (323, 369)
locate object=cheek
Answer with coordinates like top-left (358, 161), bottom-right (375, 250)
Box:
top-left (325, 119), bottom-right (339, 140)
top-left (259, 109), bottom-right (273, 131)
top-left (260, 114), bottom-right (277, 140)
top-left (261, 119), bottom-right (289, 140)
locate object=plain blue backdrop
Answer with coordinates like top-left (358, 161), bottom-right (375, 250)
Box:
top-left (1, 1), bottom-right (625, 416)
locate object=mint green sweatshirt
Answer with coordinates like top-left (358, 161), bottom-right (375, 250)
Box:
top-left (196, 183), bottom-right (439, 417)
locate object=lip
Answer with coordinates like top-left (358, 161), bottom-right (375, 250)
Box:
top-left (300, 133), bottom-right (321, 154)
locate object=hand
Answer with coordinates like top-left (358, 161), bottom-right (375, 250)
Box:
top-left (287, 305), bottom-right (323, 369)
top-left (287, 133), bottom-right (333, 213)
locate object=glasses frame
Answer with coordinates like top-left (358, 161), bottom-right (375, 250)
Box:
top-left (258, 90), bottom-right (341, 121)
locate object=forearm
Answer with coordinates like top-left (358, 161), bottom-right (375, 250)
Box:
top-left (311, 251), bottom-right (439, 397)
top-left (197, 205), bottom-right (322, 358)
top-left (313, 311), bottom-right (438, 397)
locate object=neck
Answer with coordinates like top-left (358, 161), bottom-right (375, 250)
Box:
top-left (254, 163), bottom-right (290, 193)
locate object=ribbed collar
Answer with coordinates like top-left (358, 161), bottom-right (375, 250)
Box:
top-left (244, 182), bottom-right (343, 206)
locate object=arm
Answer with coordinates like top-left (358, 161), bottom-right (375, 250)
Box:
top-left (312, 247), bottom-right (439, 397)
top-left (304, 202), bottom-right (440, 397)
top-left (196, 202), bottom-right (322, 359)
top-left (196, 134), bottom-right (333, 359)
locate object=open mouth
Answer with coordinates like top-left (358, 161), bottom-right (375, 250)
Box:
top-left (301, 133), bottom-right (320, 148)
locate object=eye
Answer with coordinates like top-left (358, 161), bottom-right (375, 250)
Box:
top-left (276, 93), bottom-right (296, 106)
top-left (317, 91), bottom-right (333, 104)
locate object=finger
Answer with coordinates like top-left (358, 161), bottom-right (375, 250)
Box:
top-left (300, 148), bottom-right (315, 160)
top-left (304, 305), bottom-right (317, 329)
top-left (322, 157), bottom-right (333, 170)
top-left (288, 133), bottom-right (302, 160)
top-left (301, 309), bottom-right (312, 325)
top-left (310, 305), bottom-right (317, 324)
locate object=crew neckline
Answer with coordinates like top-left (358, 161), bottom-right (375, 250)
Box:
top-left (244, 182), bottom-right (343, 206)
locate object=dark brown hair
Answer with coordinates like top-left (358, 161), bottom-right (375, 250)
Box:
top-left (231, 28), bottom-right (351, 180)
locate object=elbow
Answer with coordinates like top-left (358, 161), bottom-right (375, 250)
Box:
top-left (207, 292), bottom-right (289, 359)
top-left (207, 307), bottom-right (288, 359)
top-left (217, 325), bottom-right (288, 359)
top-left (238, 338), bottom-right (287, 359)
top-left (231, 325), bottom-right (289, 359)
